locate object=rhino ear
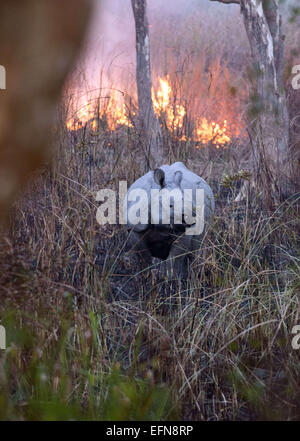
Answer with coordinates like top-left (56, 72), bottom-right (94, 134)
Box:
top-left (153, 168), bottom-right (165, 187)
top-left (174, 170), bottom-right (183, 186)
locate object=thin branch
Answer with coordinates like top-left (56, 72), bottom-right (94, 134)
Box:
top-left (209, 0), bottom-right (240, 4)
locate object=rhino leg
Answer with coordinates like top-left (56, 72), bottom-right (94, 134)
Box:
top-left (157, 234), bottom-right (191, 280)
top-left (164, 230), bottom-right (207, 280)
top-left (128, 230), bottom-right (153, 270)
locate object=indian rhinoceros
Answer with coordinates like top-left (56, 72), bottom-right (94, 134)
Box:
top-left (124, 162), bottom-right (214, 279)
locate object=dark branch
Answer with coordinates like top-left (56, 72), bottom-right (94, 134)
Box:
top-left (209, 0), bottom-right (240, 4)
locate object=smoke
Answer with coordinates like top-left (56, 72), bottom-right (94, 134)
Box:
top-left (70, 0), bottom-right (244, 92)
top-left (68, 0), bottom-right (296, 96)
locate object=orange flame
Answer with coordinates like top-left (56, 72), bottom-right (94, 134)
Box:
top-left (152, 77), bottom-right (236, 147)
top-left (194, 118), bottom-right (231, 149)
top-left (66, 101), bottom-right (95, 131)
top-left (104, 90), bottom-right (133, 131)
top-left (66, 76), bottom-right (241, 149)
top-left (152, 77), bottom-right (186, 132)
top-left (66, 90), bottom-right (132, 131)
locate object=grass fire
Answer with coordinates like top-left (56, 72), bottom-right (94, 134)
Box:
top-left (66, 71), bottom-right (244, 149)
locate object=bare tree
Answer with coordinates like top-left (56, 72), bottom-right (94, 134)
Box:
top-left (131, 0), bottom-right (163, 167)
top-left (210, 0), bottom-right (291, 207)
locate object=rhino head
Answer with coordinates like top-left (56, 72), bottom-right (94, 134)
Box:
top-left (126, 167), bottom-right (188, 234)
top-left (152, 168), bottom-right (186, 229)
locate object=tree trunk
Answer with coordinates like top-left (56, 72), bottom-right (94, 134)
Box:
top-left (131, 0), bottom-right (163, 167)
top-left (210, 0), bottom-right (291, 207)
top-left (238, 0), bottom-right (290, 207)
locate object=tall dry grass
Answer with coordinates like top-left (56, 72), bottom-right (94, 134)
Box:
top-left (0, 109), bottom-right (299, 420)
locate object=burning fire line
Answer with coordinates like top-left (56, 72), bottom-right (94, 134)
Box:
top-left (66, 76), bottom-right (239, 148)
